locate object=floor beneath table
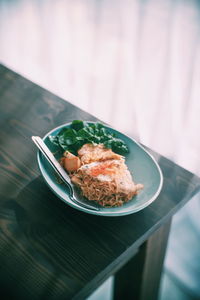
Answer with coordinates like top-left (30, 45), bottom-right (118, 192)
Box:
top-left (87, 272), bottom-right (198, 300)
top-left (1, 0), bottom-right (200, 299)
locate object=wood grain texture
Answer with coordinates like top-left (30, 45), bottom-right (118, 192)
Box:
top-left (0, 65), bottom-right (200, 300)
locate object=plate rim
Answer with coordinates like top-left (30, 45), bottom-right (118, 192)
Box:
top-left (37, 121), bottom-right (163, 216)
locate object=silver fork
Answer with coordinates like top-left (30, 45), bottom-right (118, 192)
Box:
top-left (32, 136), bottom-right (100, 211)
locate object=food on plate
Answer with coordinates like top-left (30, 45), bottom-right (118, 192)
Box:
top-left (64, 144), bottom-right (143, 207)
top-left (71, 144), bottom-right (143, 207)
top-left (50, 120), bottom-right (143, 207)
top-left (49, 120), bottom-right (129, 155)
top-left (60, 151), bottom-right (81, 172)
top-left (78, 143), bottom-right (122, 164)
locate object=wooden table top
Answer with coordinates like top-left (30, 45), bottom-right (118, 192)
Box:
top-left (0, 64), bottom-right (200, 300)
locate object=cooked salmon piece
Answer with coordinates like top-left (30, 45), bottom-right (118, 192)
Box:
top-left (78, 143), bottom-right (122, 164)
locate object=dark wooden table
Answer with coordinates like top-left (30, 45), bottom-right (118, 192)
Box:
top-left (0, 64), bottom-right (200, 300)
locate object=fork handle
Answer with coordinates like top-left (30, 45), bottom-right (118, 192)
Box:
top-left (32, 136), bottom-right (72, 185)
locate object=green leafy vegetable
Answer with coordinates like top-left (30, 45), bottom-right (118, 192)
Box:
top-left (49, 120), bottom-right (129, 155)
top-left (71, 120), bottom-right (85, 131)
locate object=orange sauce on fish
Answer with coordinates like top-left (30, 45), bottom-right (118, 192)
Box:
top-left (90, 161), bottom-right (116, 177)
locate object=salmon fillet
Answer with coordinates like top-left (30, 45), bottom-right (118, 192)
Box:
top-left (78, 143), bottom-right (122, 164)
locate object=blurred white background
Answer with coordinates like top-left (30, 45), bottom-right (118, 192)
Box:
top-left (0, 0), bottom-right (200, 299)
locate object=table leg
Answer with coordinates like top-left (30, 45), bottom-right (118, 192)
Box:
top-left (113, 219), bottom-right (172, 300)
